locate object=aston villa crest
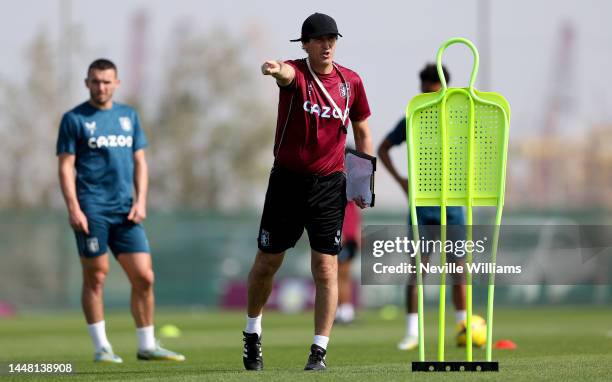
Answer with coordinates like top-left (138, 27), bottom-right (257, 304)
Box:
top-left (85, 121), bottom-right (96, 135)
top-left (119, 117), bottom-right (132, 132)
top-left (339, 83), bottom-right (350, 98)
top-left (86, 238), bottom-right (99, 253)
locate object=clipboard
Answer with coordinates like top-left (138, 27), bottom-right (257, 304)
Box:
top-left (345, 148), bottom-right (376, 207)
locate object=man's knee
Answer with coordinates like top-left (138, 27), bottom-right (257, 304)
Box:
top-left (131, 269), bottom-right (155, 291)
top-left (83, 267), bottom-right (108, 291)
top-left (250, 250), bottom-right (284, 279)
top-left (312, 257), bottom-right (338, 284)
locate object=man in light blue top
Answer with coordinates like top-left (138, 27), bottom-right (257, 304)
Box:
top-left (57, 59), bottom-right (184, 363)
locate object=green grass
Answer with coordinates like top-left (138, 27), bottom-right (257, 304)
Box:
top-left (1, 307), bottom-right (611, 381)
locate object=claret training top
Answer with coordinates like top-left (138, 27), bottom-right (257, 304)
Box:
top-left (273, 59), bottom-right (371, 176)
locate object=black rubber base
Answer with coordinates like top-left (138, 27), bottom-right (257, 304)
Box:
top-left (412, 361), bottom-right (499, 372)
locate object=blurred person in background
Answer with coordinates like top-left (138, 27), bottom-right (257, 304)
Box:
top-left (335, 195), bottom-right (361, 325)
top-left (377, 63), bottom-right (466, 351)
top-left (56, 59), bottom-right (185, 363)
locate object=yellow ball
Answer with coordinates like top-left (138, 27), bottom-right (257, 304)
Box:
top-left (379, 305), bottom-right (399, 321)
top-left (159, 324), bottom-right (181, 338)
top-left (456, 315), bottom-right (487, 347)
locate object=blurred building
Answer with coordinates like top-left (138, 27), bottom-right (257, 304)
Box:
top-left (507, 124), bottom-right (612, 209)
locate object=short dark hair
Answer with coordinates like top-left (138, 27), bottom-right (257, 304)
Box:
top-left (419, 63), bottom-right (450, 85)
top-left (87, 59), bottom-right (117, 76)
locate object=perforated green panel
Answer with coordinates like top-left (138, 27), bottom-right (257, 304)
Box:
top-left (474, 103), bottom-right (505, 197)
top-left (414, 104), bottom-right (442, 196)
top-left (407, 90), bottom-right (509, 207)
top-left (446, 93), bottom-right (469, 199)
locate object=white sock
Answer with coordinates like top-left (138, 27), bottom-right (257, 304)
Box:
top-left (87, 320), bottom-right (111, 352)
top-left (313, 335), bottom-right (329, 350)
top-left (245, 314), bottom-right (262, 337)
top-left (338, 303), bottom-right (355, 321)
top-left (456, 310), bottom-right (467, 323)
top-left (136, 325), bottom-right (156, 351)
top-left (406, 313), bottom-right (418, 338)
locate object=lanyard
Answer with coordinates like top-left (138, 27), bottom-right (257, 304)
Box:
top-left (306, 58), bottom-right (350, 129)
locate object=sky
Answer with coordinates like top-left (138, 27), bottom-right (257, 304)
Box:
top-left (1, 0), bottom-right (611, 208)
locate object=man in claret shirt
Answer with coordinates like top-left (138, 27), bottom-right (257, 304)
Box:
top-left (242, 13), bottom-right (373, 372)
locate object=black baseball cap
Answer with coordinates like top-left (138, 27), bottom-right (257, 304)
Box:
top-left (290, 13), bottom-right (342, 42)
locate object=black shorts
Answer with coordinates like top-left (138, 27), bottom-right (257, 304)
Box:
top-left (258, 165), bottom-right (347, 255)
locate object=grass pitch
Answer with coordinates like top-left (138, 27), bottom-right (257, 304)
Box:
top-left (1, 306), bottom-right (611, 381)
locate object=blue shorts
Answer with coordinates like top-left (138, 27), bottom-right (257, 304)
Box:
top-left (408, 206), bottom-right (465, 226)
top-left (409, 207), bottom-right (466, 259)
top-left (74, 211), bottom-right (150, 258)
